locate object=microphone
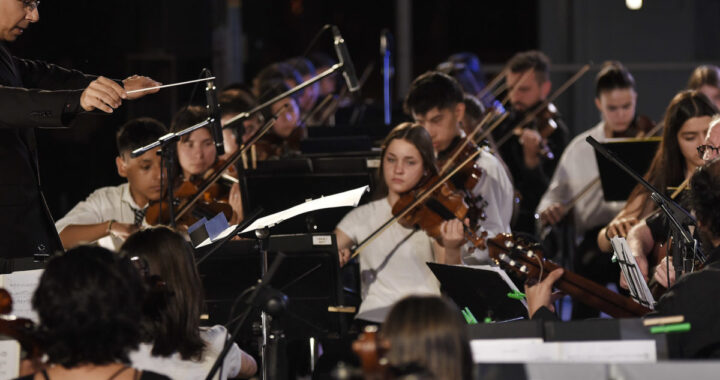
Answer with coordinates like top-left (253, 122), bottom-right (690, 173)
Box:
top-left (331, 25), bottom-right (360, 93)
top-left (204, 71), bottom-right (226, 156)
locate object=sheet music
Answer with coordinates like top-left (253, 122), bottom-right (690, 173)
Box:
top-left (0, 340), bottom-right (20, 380)
top-left (471, 339), bottom-right (656, 363)
top-left (611, 237), bottom-right (655, 309)
top-left (0, 269), bottom-right (43, 323)
top-left (196, 185), bottom-right (369, 248)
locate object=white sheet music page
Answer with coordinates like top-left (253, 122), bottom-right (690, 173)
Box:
top-left (196, 185), bottom-right (369, 248)
top-left (0, 269), bottom-right (43, 323)
top-left (0, 340), bottom-right (20, 379)
top-left (610, 237), bottom-right (655, 309)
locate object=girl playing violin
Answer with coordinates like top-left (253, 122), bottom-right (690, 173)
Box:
top-left (253, 81), bottom-right (303, 161)
top-left (335, 123), bottom-right (466, 324)
top-left (169, 106), bottom-right (244, 224)
top-left (597, 90), bottom-right (717, 254)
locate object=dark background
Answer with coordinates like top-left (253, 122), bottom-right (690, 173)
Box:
top-left (7, 0), bottom-right (718, 221)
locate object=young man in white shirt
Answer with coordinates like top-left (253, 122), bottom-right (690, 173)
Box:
top-left (403, 71), bottom-right (515, 264)
top-left (55, 118), bottom-right (167, 250)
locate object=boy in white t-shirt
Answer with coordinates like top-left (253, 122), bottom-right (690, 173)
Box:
top-left (55, 118), bottom-right (167, 250)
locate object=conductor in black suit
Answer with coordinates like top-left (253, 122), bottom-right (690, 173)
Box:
top-left (0, 0), bottom-right (159, 263)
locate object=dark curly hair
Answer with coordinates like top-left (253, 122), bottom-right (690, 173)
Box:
top-left (32, 246), bottom-right (145, 368)
top-left (404, 71), bottom-right (464, 116)
top-left (690, 159), bottom-right (720, 239)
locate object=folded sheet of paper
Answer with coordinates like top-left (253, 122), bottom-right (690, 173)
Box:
top-left (196, 185), bottom-right (369, 248)
top-left (0, 340), bottom-right (20, 379)
top-left (471, 339), bottom-right (656, 363)
top-left (611, 236), bottom-right (655, 309)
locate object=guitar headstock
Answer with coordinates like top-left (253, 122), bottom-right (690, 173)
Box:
top-left (487, 233), bottom-right (548, 283)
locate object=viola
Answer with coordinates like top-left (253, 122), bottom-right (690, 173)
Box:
top-left (612, 115), bottom-right (657, 139)
top-left (487, 233), bottom-right (652, 318)
top-left (436, 139), bottom-right (488, 229)
top-left (254, 126), bottom-right (305, 161)
top-left (352, 326), bottom-right (391, 380)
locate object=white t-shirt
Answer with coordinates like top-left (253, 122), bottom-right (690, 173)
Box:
top-left (130, 325), bottom-right (244, 380)
top-left (55, 183), bottom-right (148, 251)
top-left (337, 198), bottom-right (440, 322)
top-left (536, 122), bottom-right (625, 241)
top-left (462, 148), bottom-right (514, 264)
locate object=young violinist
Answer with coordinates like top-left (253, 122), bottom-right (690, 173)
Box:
top-left (169, 106), bottom-right (244, 224)
top-left (403, 71), bottom-right (514, 264)
top-left (286, 57), bottom-right (321, 126)
top-left (529, 159), bottom-right (720, 359)
top-left (536, 61), bottom-right (641, 317)
top-left (624, 116), bottom-right (720, 291)
top-left (218, 87), bottom-right (258, 161)
top-left (253, 81), bottom-right (303, 161)
top-left (492, 50), bottom-right (570, 235)
top-left (55, 118), bottom-right (167, 251)
top-left (335, 123), bottom-right (466, 323)
top-left (597, 90), bottom-right (717, 254)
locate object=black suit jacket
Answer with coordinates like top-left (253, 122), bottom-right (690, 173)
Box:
top-left (0, 42), bottom-right (95, 261)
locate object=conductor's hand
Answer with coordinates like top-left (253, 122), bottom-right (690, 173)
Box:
top-left (80, 76), bottom-right (126, 113)
top-left (539, 202), bottom-right (567, 226)
top-left (338, 247), bottom-right (351, 267)
top-left (122, 75), bottom-right (161, 100)
top-left (525, 268), bottom-right (564, 318)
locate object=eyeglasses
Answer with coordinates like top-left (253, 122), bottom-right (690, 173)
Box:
top-left (20, 0), bottom-right (39, 11)
top-left (697, 144), bottom-right (720, 158)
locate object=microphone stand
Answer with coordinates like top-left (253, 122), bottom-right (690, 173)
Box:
top-left (222, 62), bottom-right (348, 131)
top-left (586, 136), bottom-right (700, 284)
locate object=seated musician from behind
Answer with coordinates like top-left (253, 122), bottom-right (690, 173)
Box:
top-left (404, 71), bottom-right (514, 264)
top-left (253, 81), bottom-right (302, 160)
top-left (597, 90), bottom-right (717, 253)
top-left (15, 246), bottom-right (170, 380)
top-left (170, 106), bottom-right (244, 224)
top-left (55, 118), bottom-right (167, 251)
top-left (687, 65), bottom-right (720, 110)
top-left (528, 159), bottom-right (720, 358)
top-left (122, 227), bottom-right (257, 379)
top-left (536, 61), bottom-right (640, 318)
top-left (380, 295), bottom-right (472, 379)
top-left (335, 123), bottom-right (466, 324)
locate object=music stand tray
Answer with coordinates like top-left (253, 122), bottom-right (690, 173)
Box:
top-left (427, 263), bottom-right (528, 322)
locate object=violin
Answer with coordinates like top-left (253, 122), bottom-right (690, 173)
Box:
top-left (0, 289), bottom-right (41, 361)
top-left (612, 115), bottom-right (657, 139)
top-left (254, 126), bottom-right (305, 161)
top-left (436, 138), bottom-right (488, 229)
top-left (145, 159), bottom-right (234, 226)
top-left (487, 233), bottom-right (652, 318)
top-left (352, 326), bottom-right (391, 380)
top-left (392, 175), bottom-right (487, 251)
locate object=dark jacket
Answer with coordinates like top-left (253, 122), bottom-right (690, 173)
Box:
top-left (0, 42), bottom-right (95, 261)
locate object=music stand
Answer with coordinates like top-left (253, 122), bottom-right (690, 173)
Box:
top-left (427, 263), bottom-right (528, 322)
top-left (594, 137), bottom-right (660, 201)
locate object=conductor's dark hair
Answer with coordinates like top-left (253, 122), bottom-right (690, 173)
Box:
top-left (595, 61), bottom-right (636, 97)
top-left (404, 71), bottom-right (464, 116)
top-left (116, 117), bottom-right (168, 156)
top-left (507, 50), bottom-right (551, 84)
top-left (32, 246), bottom-right (145, 368)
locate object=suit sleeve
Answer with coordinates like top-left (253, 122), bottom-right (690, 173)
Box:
top-left (0, 57), bottom-right (97, 129)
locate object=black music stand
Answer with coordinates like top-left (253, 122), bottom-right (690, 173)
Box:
top-left (427, 263), bottom-right (528, 322)
top-left (594, 137), bottom-right (660, 201)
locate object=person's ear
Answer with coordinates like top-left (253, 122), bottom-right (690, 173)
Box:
top-left (541, 80), bottom-right (552, 99)
top-left (454, 102), bottom-right (466, 123)
top-left (594, 97), bottom-right (603, 113)
top-left (116, 156), bottom-right (128, 178)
